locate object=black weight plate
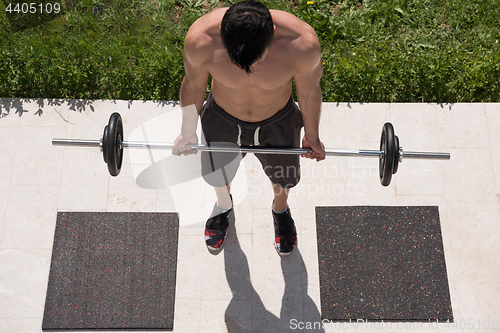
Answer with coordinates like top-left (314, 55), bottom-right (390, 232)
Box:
top-left (106, 113), bottom-right (123, 177)
top-left (379, 122), bottom-right (395, 186)
top-left (102, 125), bottom-right (109, 164)
top-left (393, 135), bottom-right (400, 174)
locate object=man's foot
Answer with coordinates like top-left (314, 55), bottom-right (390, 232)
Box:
top-left (272, 206), bottom-right (297, 255)
top-left (205, 198), bottom-right (233, 251)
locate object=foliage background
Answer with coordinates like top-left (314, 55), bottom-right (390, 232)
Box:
top-left (1, 0), bottom-right (499, 102)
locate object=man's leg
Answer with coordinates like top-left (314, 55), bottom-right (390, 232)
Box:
top-left (271, 183), bottom-right (297, 255)
top-left (214, 184), bottom-right (232, 210)
top-left (272, 183), bottom-right (290, 212)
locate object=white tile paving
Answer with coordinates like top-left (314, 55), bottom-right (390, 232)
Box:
top-left (0, 99), bottom-right (499, 332)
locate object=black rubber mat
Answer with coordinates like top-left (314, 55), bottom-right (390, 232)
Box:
top-left (316, 206), bottom-right (453, 322)
top-left (42, 212), bottom-right (179, 331)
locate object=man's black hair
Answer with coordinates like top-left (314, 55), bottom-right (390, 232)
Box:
top-left (220, 0), bottom-right (274, 75)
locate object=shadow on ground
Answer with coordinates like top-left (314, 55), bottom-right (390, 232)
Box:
top-left (0, 98), bottom-right (179, 118)
top-left (223, 210), bottom-right (325, 332)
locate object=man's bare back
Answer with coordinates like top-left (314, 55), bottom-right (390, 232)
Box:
top-left (184, 8), bottom-right (322, 122)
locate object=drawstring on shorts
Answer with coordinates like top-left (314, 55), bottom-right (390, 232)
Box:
top-left (236, 125), bottom-right (261, 147)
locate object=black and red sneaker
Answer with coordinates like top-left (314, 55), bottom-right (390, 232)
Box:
top-left (272, 206), bottom-right (297, 255)
top-left (205, 201), bottom-right (233, 251)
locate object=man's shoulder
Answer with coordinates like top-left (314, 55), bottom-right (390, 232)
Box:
top-left (185, 9), bottom-right (224, 46)
top-left (272, 10), bottom-right (319, 52)
top-left (186, 8), bottom-right (226, 44)
top-left (184, 8), bottom-right (226, 64)
top-left (270, 10), bottom-right (321, 72)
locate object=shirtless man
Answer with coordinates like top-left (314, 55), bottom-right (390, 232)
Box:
top-left (172, 0), bottom-right (325, 255)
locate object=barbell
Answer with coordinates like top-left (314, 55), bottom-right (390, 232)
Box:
top-left (52, 112), bottom-right (450, 186)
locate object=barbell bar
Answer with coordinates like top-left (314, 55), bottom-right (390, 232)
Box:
top-left (52, 112), bottom-right (450, 186)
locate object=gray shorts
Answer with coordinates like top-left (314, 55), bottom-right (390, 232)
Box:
top-left (200, 91), bottom-right (304, 188)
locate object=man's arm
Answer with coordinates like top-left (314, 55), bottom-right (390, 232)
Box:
top-left (293, 32), bottom-right (325, 161)
top-left (173, 26), bottom-right (211, 156)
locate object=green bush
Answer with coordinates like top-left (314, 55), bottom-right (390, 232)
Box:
top-left (1, 0), bottom-right (499, 102)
